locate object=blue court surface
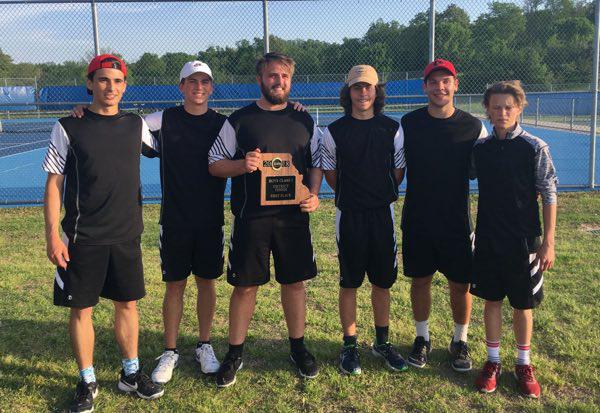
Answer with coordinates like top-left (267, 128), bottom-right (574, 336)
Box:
top-left (1, 113), bottom-right (599, 205)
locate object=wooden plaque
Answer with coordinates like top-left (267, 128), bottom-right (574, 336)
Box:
top-left (258, 153), bottom-right (311, 206)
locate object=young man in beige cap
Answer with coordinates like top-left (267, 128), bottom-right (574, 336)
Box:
top-left (321, 65), bottom-right (407, 375)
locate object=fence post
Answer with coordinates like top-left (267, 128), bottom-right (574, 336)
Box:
top-left (429, 0), bottom-right (436, 62)
top-left (91, 0), bottom-right (100, 56)
top-left (571, 98), bottom-right (576, 131)
top-left (468, 95), bottom-right (472, 113)
top-left (316, 107), bottom-right (319, 126)
top-left (262, 0), bottom-right (270, 54)
top-left (535, 97), bottom-right (540, 126)
top-left (589, 0), bottom-right (600, 189)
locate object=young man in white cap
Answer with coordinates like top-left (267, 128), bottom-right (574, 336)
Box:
top-left (44, 54), bottom-right (164, 413)
top-left (321, 65), bottom-right (407, 375)
top-left (400, 59), bottom-right (487, 372)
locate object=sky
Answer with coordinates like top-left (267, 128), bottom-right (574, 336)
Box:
top-left (0, 0), bottom-right (516, 64)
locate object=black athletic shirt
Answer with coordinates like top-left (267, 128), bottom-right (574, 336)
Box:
top-left (43, 109), bottom-right (158, 245)
top-left (400, 107), bottom-right (487, 237)
top-left (208, 102), bottom-right (319, 219)
top-left (321, 114), bottom-right (405, 211)
top-left (144, 107), bottom-right (228, 228)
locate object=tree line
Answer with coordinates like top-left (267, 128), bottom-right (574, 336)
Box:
top-left (0, 1), bottom-right (595, 94)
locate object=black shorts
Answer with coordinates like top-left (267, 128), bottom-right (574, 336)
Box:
top-left (470, 236), bottom-right (544, 310)
top-left (227, 212), bottom-right (317, 286)
top-left (54, 235), bottom-right (145, 308)
top-left (159, 225), bottom-right (224, 282)
top-left (336, 205), bottom-right (398, 289)
top-left (402, 230), bottom-right (473, 284)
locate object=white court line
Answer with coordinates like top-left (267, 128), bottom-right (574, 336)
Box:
top-left (0, 146), bottom-right (46, 160)
top-left (0, 162), bottom-right (36, 174)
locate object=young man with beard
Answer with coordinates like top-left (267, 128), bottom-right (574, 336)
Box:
top-left (208, 52), bottom-right (322, 388)
top-left (400, 59), bottom-right (487, 372)
top-left (321, 65), bottom-right (407, 375)
top-left (44, 54), bottom-right (164, 413)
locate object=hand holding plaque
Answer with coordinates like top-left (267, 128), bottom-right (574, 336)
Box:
top-left (257, 153), bottom-right (311, 206)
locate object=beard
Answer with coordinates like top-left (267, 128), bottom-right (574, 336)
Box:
top-left (260, 81), bottom-right (290, 105)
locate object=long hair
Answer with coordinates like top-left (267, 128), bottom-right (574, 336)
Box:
top-left (482, 80), bottom-right (528, 110)
top-left (339, 84), bottom-right (386, 116)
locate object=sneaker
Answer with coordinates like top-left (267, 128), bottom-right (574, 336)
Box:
top-left (372, 342), bottom-right (408, 372)
top-left (290, 350), bottom-right (319, 379)
top-left (475, 361), bottom-right (502, 393)
top-left (69, 381), bottom-right (98, 413)
top-left (216, 352), bottom-right (243, 388)
top-left (514, 364), bottom-right (541, 398)
top-left (195, 344), bottom-right (220, 374)
top-left (151, 350), bottom-right (179, 384)
top-left (339, 345), bottom-right (361, 375)
top-left (448, 338), bottom-right (472, 372)
top-left (118, 369), bottom-right (165, 400)
top-left (407, 336), bottom-right (431, 368)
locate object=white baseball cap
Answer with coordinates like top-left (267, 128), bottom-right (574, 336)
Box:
top-left (179, 60), bottom-right (213, 82)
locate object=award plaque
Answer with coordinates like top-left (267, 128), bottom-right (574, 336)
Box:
top-left (258, 153), bottom-right (311, 206)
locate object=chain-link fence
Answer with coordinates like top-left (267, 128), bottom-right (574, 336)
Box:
top-left (0, 0), bottom-right (598, 204)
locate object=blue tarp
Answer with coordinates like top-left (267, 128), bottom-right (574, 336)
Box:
top-left (0, 86), bottom-right (35, 110)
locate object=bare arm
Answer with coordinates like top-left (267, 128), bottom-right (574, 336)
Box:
top-left (324, 170), bottom-right (337, 191)
top-left (209, 148), bottom-right (262, 178)
top-left (300, 167), bottom-right (323, 213)
top-left (537, 203), bottom-right (556, 271)
top-left (394, 168), bottom-right (405, 186)
top-left (44, 173), bottom-right (69, 269)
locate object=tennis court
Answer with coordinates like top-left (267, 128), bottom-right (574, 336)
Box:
top-left (0, 112), bottom-right (598, 205)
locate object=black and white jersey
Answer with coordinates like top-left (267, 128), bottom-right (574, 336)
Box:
top-left (43, 109), bottom-right (158, 245)
top-left (208, 102), bottom-right (320, 219)
top-left (472, 125), bottom-right (557, 239)
top-left (400, 107), bottom-right (487, 237)
top-left (321, 114), bottom-right (405, 211)
top-left (144, 107), bottom-right (228, 228)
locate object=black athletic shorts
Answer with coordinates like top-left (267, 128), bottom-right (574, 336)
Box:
top-left (402, 230), bottom-right (473, 284)
top-left (53, 235), bottom-right (145, 308)
top-left (336, 205), bottom-right (398, 289)
top-left (227, 212), bottom-right (317, 286)
top-left (470, 236), bottom-right (544, 310)
top-left (159, 225), bottom-right (224, 282)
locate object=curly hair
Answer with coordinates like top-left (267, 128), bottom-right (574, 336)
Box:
top-left (339, 84), bottom-right (386, 115)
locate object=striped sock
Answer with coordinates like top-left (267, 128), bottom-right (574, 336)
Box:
top-left (79, 366), bottom-right (96, 384)
top-left (122, 357), bottom-right (139, 376)
top-left (516, 343), bottom-right (531, 365)
top-left (486, 340), bottom-right (500, 363)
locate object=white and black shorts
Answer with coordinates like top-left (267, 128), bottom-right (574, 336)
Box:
top-left (336, 205), bottom-right (398, 289)
top-left (227, 212), bottom-right (317, 286)
top-left (53, 235), bottom-right (145, 308)
top-left (470, 236), bottom-right (544, 309)
top-left (159, 225), bottom-right (224, 282)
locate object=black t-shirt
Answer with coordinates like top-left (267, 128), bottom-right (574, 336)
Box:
top-left (43, 109), bottom-right (157, 244)
top-left (144, 107), bottom-right (228, 228)
top-left (400, 107), bottom-right (486, 237)
top-left (208, 102), bottom-right (319, 219)
top-left (321, 114), bottom-right (405, 211)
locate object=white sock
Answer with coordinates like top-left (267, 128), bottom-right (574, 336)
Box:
top-left (453, 323), bottom-right (469, 343)
top-left (516, 343), bottom-right (531, 365)
top-left (415, 320), bottom-right (429, 341)
top-left (486, 340), bottom-right (500, 363)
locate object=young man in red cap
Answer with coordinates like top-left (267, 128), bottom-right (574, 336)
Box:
top-left (400, 59), bottom-right (487, 372)
top-left (44, 54), bottom-right (164, 413)
top-left (321, 65), bottom-right (407, 375)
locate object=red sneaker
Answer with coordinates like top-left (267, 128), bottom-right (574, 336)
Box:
top-left (475, 361), bottom-right (501, 393)
top-left (514, 364), bottom-right (541, 398)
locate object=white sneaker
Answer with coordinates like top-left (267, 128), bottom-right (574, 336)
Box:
top-left (195, 343), bottom-right (220, 374)
top-left (151, 350), bottom-right (179, 384)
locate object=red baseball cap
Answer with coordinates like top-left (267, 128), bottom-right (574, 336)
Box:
top-left (87, 54), bottom-right (127, 77)
top-left (423, 58), bottom-right (456, 81)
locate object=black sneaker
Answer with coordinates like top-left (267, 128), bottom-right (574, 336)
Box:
top-left (372, 342), bottom-right (408, 372)
top-left (290, 350), bottom-right (319, 379)
top-left (216, 352), bottom-right (243, 388)
top-left (118, 369), bottom-right (164, 400)
top-left (339, 345), bottom-right (361, 375)
top-left (407, 336), bottom-right (431, 368)
top-left (69, 381), bottom-right (98, 413)
top-left (448, 338), bottom-right (472, 372)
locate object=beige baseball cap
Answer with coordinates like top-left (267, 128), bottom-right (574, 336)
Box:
top-left (347, 65), bottom-right (379, 86)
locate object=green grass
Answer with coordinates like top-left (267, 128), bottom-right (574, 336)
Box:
top-left (0, 193), bottom-right (599, 412)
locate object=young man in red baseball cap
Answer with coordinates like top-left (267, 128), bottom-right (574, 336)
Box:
top-left (43, 54), bottom-right (164, 413)
top-left (399, 59), bottom-right (487, 372)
